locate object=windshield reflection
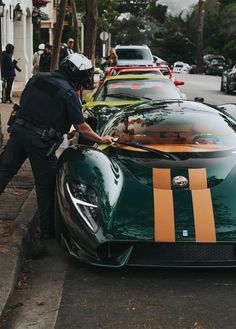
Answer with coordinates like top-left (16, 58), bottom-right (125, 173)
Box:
top-left (109, 108), bottom-right (236, 153)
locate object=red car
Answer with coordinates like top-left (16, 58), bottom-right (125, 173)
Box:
top-left (156, 64), bottom-right (184, 87)
top-left (99, 65), bottom-right (184, 87)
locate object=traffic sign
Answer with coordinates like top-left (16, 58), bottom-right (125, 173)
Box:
top-left (100, 31), bottom-right (109, 41)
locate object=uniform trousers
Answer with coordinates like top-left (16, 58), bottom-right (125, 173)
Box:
top-left (0, 124), bottom-right (57, 236)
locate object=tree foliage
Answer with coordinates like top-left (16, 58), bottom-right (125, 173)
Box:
top-left (73, 0), bottom-right (236, 64)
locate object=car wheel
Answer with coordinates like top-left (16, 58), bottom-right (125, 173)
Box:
top-left (226, 82), bottom-right (232, 95)
top-left (54, 194), bottom-right (68, 243)
top-left (220, 80), bottom-right (225, 92)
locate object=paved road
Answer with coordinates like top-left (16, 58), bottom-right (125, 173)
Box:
top-left (2, 74), bottom-right (236, 329)
top-left (178, 73), bottom-right (236, 105)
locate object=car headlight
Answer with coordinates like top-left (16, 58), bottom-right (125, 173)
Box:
top-left (66, 181), bottom-right (99, 232)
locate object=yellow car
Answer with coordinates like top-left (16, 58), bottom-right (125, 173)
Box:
top-left (83, 74), bottom-right (183, 131)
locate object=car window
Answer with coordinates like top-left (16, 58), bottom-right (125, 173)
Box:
top-left (108, 109), bottom-right (236, 152)
top-left (94, 78), bottom-right (181, 101)
top-left (118, 71), bottom-right (162, 76)
top-left (116, 49), bottom-right (153, 61)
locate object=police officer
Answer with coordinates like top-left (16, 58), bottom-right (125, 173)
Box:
top-left (0, 53), bottom-right (112, 239)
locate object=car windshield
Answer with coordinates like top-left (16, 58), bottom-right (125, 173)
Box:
top-left (108, 108), bottom-right (236, 154)
top-left (116, 48), bottom-right (153, 61)
top-left (95, 78), bottom-right (180, 101)
top-left (211, 59), bottom-right (225, 65)
top-left (118, 71), bottom-right (162, 76)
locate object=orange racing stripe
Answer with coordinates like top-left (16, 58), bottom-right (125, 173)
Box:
top-left (189, 169), bottom-right (216, 242)
top-left (153, 168), bottom-right (175, 242)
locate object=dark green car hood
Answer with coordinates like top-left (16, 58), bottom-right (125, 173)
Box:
top-left (59, 147), bottom-right (236, 243)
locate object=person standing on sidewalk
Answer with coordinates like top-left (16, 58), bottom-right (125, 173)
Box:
top-left (0, 53), bottom-right (112, 239)
top-left (32, 43), bottom-right (45, 75)
top-left (39, 44), bottom-right (52, 72)
top-left (59, 38), bottom-right (75, 63)
top-left (1, 43), bottom-right (21, 103)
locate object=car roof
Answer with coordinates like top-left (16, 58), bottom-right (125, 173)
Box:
top-left (105, 74), bottom-right (169, 81)
top-left (115, 45), bottom-right (150, 49)
top-left (118, 68), bottom-right (161, 72)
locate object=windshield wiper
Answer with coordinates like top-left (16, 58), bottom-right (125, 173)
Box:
top-left (106, 93), bottom-right (143, 100)
top-left (112, 140), bottom-right (179, 161)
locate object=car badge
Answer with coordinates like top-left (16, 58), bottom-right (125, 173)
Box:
top-left (172, 176), bottom-right (188, 188)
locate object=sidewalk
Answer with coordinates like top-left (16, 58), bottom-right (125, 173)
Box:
top-left (0, 79), bottom-right (97, 320)
top-left (0, 90), bottom-right (38, 319)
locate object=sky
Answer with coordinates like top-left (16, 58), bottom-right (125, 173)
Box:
top-left (158, 0), bottom-right (199, 14)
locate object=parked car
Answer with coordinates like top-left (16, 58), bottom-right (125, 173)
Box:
top-left (172, 61), bottom-right (191, 74)
top-left (204, 55), bottom-right (227, 76)
top-left (156, 64), bottom-right (185, 87)
top-left (115, 45), bottom-right (154, 66)
top-left (116, 67), bottom-right (163, 76)
top-left (83, 75), bottom-right (184, 131)
top-left (221, 65), bottom-right (236, 94)
top-left (98, 65), bottom-right (162, 87)
top-left (152, 55), bottom-right (167, 65)
top-left (189, 64), bottom-right (198, 74)
top-left (55, 100), bottom-right (236, 267)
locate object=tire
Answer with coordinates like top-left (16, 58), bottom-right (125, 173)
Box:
top-left (54, 193), bottom-right (68, 243)
top-left (220, 80), bottom-right (225, 92)
top-left (225, 82), bottom-right (232, 95)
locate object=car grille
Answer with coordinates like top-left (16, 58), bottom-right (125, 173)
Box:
top-left (128, 243), bottom-right (236, 266)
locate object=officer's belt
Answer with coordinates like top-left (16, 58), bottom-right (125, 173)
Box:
top-left (15, 118), bottom-right (48, 137)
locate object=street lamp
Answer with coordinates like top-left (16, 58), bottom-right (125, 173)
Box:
top-left (0, 0), bottom-right (5, 17)
top-left (0, 0), bottom-right (5, 57)
top-left (14, 3), bottom-right (23, 21)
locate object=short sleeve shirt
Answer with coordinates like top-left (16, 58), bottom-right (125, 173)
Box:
top-left (64, 89), bottom-right (85, 126)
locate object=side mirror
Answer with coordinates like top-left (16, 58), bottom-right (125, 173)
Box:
top-left (84, 92), bottom-right (93, 103)
top-left (194, 97), bottom-right (204, 103)
top-left (174, 79), bottom-right (184, 86)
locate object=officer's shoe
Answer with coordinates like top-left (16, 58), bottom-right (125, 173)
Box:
top-left (4, 99), bottom-right (13, 104)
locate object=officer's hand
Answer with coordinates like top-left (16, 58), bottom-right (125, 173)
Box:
top-left (101, 135), bottom-right (113, 144)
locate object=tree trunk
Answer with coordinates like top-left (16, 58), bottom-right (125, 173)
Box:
top-left (196, 0), bottom-right (205, 74)
top-left (84, 0), bottom-right (98, 65)
top-left (51, 0), bottom-right (68, 71)
top-left (70, 0), bottom-right (79, 52)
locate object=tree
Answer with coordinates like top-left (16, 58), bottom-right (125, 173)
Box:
top-left (70, 0), bottom-right (79, 52)
top-left (51, 0), bottom-right (68, 70)
top-left (84, 0), bottom-right (98, 64)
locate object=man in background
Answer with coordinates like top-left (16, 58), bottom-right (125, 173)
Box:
top-left (39, 44), bottom-right (52, 72)
top-left (59, 38), bottom-right (75, 63)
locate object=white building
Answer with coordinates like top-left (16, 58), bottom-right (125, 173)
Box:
top-left (1, 0), bottom-right (33, 86)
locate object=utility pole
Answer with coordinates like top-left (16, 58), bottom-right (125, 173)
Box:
top-left (196, 0), bottom-right (205, 73)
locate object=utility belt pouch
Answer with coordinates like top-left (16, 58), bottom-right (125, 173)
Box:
top-left (41, 127), bottom-right (58, 142)
top-left (7, 104), bottom-right (20, 126)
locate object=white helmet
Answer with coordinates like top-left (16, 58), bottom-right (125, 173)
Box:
top-left (67, 53), bottom-right (92, 71)
top-left (38, 43), bottom-right (45, 50)
top-left (60, 53), bottom-right (93, 84)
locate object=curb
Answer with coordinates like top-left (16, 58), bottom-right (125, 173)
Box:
top-left (0, 188), bottom-right (38, 319)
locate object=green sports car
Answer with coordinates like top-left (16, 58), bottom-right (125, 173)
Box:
top-left (55, 100), bottom-right (236, 267)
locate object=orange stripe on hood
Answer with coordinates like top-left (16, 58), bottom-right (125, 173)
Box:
top-left (153, 168), bottom-right (175, 242)
top-left (189, 169), bottom-right (216, 242)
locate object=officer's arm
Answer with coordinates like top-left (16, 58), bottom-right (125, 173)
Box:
top-left (74, 122), bottom-right (112, 144)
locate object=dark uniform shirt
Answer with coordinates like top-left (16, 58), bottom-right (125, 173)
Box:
top-left (1, 51), bottom-right (16, 79)
top-left (18, 71), bottom-right (84, 134)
